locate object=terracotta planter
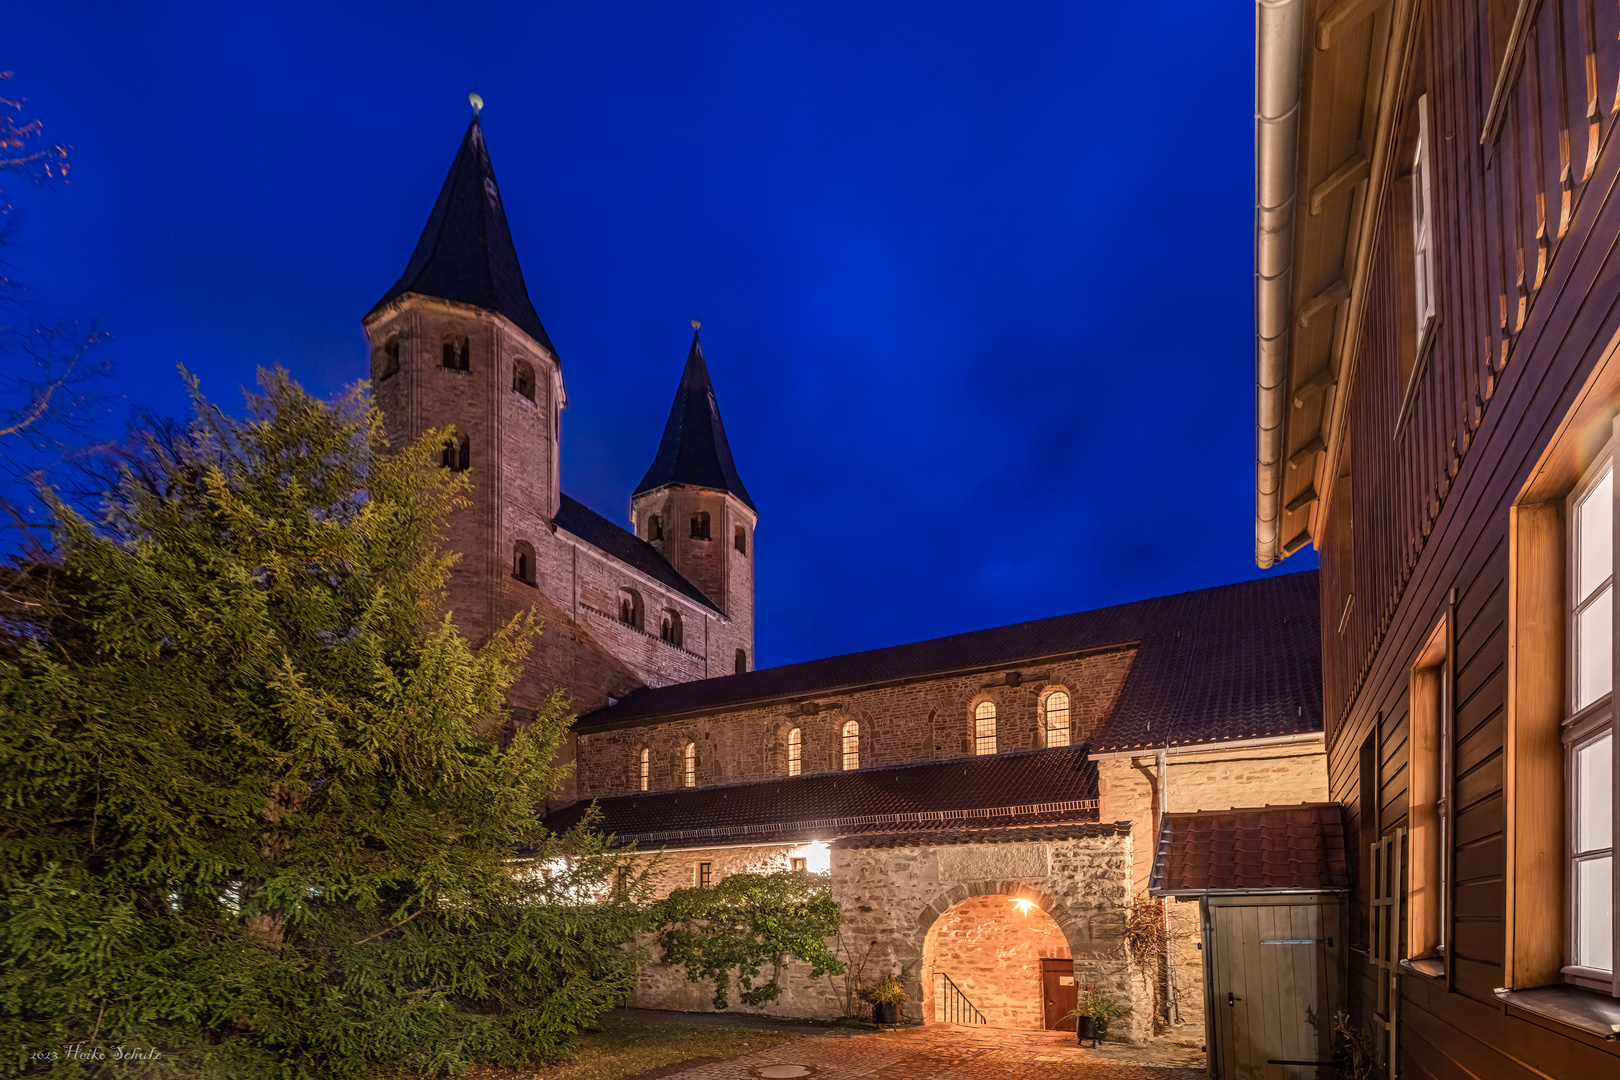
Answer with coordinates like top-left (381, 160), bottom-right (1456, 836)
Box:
top-left (873, 1002), bottom-right (899, 1025)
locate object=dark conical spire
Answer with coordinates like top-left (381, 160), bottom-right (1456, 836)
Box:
top-left (635, 328), bottom-right (755, 510)
top-left (368, 117), bottom-right (557, 356)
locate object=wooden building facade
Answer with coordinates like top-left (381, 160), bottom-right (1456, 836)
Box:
top-left (1255, 0), bottom-right (1620, 1075)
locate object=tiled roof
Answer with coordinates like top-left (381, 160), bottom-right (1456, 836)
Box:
top-left (369, 119), bottom-right (557, 355)
top-left (543, 745), bottom-right (1100, 849)
top-left (577, 572), bottom-right (1321, 752)
top-left (635, 331), bottom-right (755, 510)
top-left (1149, 803), bottom-right (1348, 895)
top-left (554, 494), bottom-right (719, 613)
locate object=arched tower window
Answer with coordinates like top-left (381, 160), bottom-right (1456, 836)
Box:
top-left (512, 540), bottom-right (536, 585)
top-left (974, 701), bottom-right (998, 756)
top-left (660, 609), bottom-right (683, 648)
top-left (734, 526), bottom-right (747, 554)
top-left (841, 721), bottom-right (860, 770)
top-left (441, 333), bottom-right (470, 371)
top-left (618, 588), bottom-right (644, 631)
top-left (513, 357), bottom-right (536, 401)
top-left (787, 727), bottom-right (802, 776)
top-left (735, 649), bottom-right (747, 675)
top-left (682, 742), bottom-right (696, 788)
top-left (648, 514), bottom-right (663, 541)
top-left (691, 511), bottom-right (711, 540)
top-left (442, 434), bottom-right (470, 472)
top-left (1044, 691), bottom-right (1071, 748)
top-left (638, 747), bottom-right (649, 792)
top-left (376, 335), bottom-right (400, 381)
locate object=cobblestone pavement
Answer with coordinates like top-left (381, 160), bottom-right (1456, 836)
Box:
top-left (649, 1023), bottom-right (1206, 1080)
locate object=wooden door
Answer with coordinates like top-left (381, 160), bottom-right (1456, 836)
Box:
top-left (1208, 896), bottom-right (1343, 1079)
top-left (1041, 958), bottom-right (1078, 1030)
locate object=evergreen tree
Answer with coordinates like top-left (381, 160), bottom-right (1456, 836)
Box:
top-left (0, 370), bottom-right (649, 1078)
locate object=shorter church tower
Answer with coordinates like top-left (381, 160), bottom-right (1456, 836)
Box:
top-left (632, 326), bottom-right (757, 672)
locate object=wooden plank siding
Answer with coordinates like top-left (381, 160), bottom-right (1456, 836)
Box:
top-left (1311, 0), bottom-right (1620, 1073)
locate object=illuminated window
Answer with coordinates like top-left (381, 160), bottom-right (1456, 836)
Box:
top-left (841, 721), bottom-right (859, 770)
top-left (974, 701), bottom-right (997, 755)
top-left (697, 861), bottom-right (712, 887)
top-left (683, 742), bottom-right (696, 788)
top-left (513, 357), bottom-right (536, 401)
top-left (1044, 691), bottom-right (1070, 748)
top-left (1568, 452), bottom-right (1615, 982)
top-left (638, 747), bottom-right (649, 792)
top-left (787, 727), bottom-right (802, 776)
top-left (791, 857), bottom-right (807, 872)
top-left (441, 333), bottom-right (470, 371)
top-left (691, 511), bottom-right (711, 540)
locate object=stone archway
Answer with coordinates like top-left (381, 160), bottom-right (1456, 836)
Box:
top-left (899, 879), bottom-right (1094, 1029)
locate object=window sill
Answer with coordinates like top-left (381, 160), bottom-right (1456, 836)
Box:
top-left (1493, 984), bottom-right (1620, 1041)
top-left (1400, 956), bottom-right (1446, 979)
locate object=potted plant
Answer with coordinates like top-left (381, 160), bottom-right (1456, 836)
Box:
top-left (859, 973), bottom-right (909, 1026)
top-left (1065, 989), bottom-right (1132, 1046)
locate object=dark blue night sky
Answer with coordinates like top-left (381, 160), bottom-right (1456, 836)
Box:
top-left (6, 1), bottom-right (1311, 668)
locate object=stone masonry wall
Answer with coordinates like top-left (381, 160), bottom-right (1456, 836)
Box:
top-left (625, 831), bottom-right (1144, 1038)
top-left (577, 648), bottom-right (1136, 799)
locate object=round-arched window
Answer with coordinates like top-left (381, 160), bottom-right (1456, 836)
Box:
top-left (1044, 691), bottom-right (1071, 748)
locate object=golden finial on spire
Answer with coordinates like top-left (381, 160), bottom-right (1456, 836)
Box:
top-left (469, 92), bottom-right (484, 117)
top-left (691, 319), bottom-right (701, 330)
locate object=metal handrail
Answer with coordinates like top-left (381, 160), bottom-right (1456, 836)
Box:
top-left (933, 972), bottom-right (987, 1026)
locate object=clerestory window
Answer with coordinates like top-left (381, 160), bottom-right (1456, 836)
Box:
top-left (841, 720), bottom-right (859, 771)
top-left (683, 742), bottom-right (696, 788)
top-left (787, 727), bottom-right (801, 776)
top-left (1044, 691), bottom-right (1071, 748)
top-left (638, 747), bottom-right (649, 792)
top-left (974, 701), bottom-right (998, 756)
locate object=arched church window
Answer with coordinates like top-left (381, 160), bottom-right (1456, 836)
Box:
top-left (618, 587), bottom-right (644, 631)
top-left (512, 540), bottom-right (535, 585)
top-left (691, 511), bottom-right (711, 540)
top-left (648, 514), bottom-right (663, 541)
top-left (376, 335), bottom-right (400, 381)
top-left (735, 649), bottom-right (747, 675)
top-left (787, 727), bottom-right (802, 776)
top-left (442, 434), bottom-right (470, 472)
top-left (841, 721), bottom-right (860, 770)
top-left (442, 333), bottom-right (470, 371)
top-left (974, 701), bottom-right (998, 756)
top-left (683, 742), bottom-right (696, 788)
top-left (638, 747), bottom-right (649, 792)
top-left (512, 357), bottom-right (536, 401)
top-left (660, 610), bottom-right (683, 648)
top-left (1044, 690), bottom-right (1071, 748)
top-left (734, 526), bottom-right (747, 555)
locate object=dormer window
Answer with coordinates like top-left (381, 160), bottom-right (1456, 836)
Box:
top-left (512, 540), bottom-right (535, 585)
top-left (513, 357), bottom-right (536, 401)
top-left (691, 511), bottom-right (711, 540)
top-left (441, 434), bottom-right (470, 472)
top-left (648, 514), bottom-right (663, 541)
top-left (734, 526), bottom-right (747, 555)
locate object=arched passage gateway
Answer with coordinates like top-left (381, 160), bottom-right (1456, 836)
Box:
top-left (922, 892), bottom-right (1076, 1029)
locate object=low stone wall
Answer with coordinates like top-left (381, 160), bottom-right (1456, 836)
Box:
top-left (626, 826), bottom-right (1145, 1039)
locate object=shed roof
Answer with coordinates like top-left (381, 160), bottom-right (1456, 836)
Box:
top-left (1149, 803), bottom-right (1349, 895)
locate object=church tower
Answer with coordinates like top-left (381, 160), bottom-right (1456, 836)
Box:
top-left (361, 110), bottom-right (563, 649)
top-left (632, 327), bottom-right (757, 672)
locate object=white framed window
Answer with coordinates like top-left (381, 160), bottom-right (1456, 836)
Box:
top-left (1565, 449), bottom-right (1616, 990)
top-left (974, 701), bottom-right (997, 756)
top-left (683, 742), bottom-right (696, 788)
top-left (1044, 691), bottom-right (1071, 748)
top-left (1412, 93), bottom-right (1437, 347)
top-left (841, 720), bottom-right (859, 771)
top-left (787, 727), bottom-right (802, 776)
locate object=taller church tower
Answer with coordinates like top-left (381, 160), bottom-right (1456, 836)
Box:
top-left (632, 327), bottom-right (758, 672)
top-left (361, 112), bottom-right (563, 651)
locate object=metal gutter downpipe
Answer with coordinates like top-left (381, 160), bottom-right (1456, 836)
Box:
top-left (1255, 0), bottom-right (1304, 568)
top-left (1157, 749), bottom-right (1180, 1026)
